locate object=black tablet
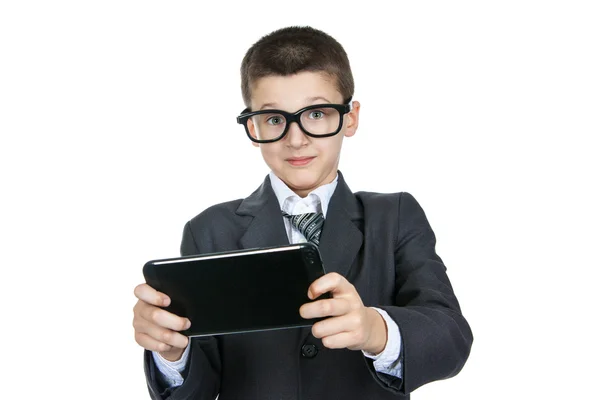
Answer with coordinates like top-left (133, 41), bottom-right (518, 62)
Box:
top-left (143, 242), bottom-right (329, 337)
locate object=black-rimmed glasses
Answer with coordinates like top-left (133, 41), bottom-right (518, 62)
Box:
top-left (236, 103), bottom-right (352, 143)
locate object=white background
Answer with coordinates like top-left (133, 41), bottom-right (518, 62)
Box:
top-left (1, 1), bottom-right (598, 399)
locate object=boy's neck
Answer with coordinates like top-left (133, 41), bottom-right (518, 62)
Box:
top-left (268, 171), bottom-right (339, 217)
top-left (269, 171), bottom-right (338, 198)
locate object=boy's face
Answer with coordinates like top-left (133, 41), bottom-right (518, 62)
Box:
top-left (248, 71), bottom-right (360, 198)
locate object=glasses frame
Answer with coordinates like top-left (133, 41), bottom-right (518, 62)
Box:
top-left (236, 103), bottom-right (352, 143)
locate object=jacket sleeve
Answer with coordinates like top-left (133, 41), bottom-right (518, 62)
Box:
top-left (143, 221), bottom-right (222, 400)
top-left (370, 192), bottom-right (473, 394)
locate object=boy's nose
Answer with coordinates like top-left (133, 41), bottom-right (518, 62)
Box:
top-left (285, 121), bottom-right (309, 148)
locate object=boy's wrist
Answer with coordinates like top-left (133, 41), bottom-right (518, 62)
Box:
top-left (363, 307), bottom-right (388, 355)
top-left (159, 347), bottom-right (186, 362)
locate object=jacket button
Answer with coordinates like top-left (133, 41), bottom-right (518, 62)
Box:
top-left (301, 344), bottom-right (318, 358)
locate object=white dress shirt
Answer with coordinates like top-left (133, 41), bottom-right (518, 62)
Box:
top-left (152, 171), bottom-right (403, 388)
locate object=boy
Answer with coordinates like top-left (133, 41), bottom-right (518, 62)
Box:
top-left (133, 26), bottom-right (472, 399)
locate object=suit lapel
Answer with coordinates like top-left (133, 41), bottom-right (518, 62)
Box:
top-left (237, 175), bottom-right (290, 249)
top-left (236, 172), bottom-right (364, 278)
top-left (317, 172), bottom-right (364, 277)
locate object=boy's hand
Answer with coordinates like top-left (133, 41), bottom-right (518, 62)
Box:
top-left (299, 272), bottom-right (388, 354)
top-left (133, 283), bottom-right (191, 362)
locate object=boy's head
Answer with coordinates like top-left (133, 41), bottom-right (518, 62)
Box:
top-left (238, 26), bottom-right (360, 198)
top-left (241, 26), bottom-right (354, 108)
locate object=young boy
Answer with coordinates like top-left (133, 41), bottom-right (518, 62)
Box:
top-left (133, 26), bottom-right (473, 399)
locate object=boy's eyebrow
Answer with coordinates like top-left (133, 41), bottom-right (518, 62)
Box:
top-left (259, 96), bottom-right (333, 110)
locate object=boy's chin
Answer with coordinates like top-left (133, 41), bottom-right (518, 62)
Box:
top-left (279, 169), bottom-right (329, 193)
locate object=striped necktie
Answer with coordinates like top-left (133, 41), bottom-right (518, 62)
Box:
top-left (283, 212), bottom-right (325, 246)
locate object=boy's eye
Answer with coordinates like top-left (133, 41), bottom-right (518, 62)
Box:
top-left (308, 110), bottom-right (324, 119)
top-left (266, 115), bottom-right (285, 125)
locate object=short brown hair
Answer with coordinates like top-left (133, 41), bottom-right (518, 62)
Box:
top-left (240, 26), bottom-right (354, 108)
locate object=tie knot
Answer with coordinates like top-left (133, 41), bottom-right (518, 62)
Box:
top-left (283, 212), bottom-right (324, 246)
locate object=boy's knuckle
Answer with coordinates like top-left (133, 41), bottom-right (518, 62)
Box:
top-left (312, 325), bottom-right (321, 338)
top-left (134, 300), bottom-right (146, 315)
top-left (332, 273), bottom-right (342, 284)
top-left (150, 308), bottom-right (161, 324)
top-left (135, 332), bottom-right (147, 348)
top-left (312, 321), bottom-right (323, 335)
top-left (346, 300), bottom-right (355, 310)
top-left (180, 319), bottom-right (188, 331)
top-left (358, 330), bottom-right (366, 342)
top-left (320, 301), bottom-right (331, 315)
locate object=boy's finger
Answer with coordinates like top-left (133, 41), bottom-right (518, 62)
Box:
top-left (134, 283), bottom-right (170, 307)
top-left (311, 315), bottom-right (350, 339)
top-left (299, 298), bottom-right (351, 319)
top-left (311, 314), bottom-right (363, 341)
top-left (136, 318), bottom-right (189, 349)
top-left (135, 332), bottom-right (174, 353)
top-left (141, 305), bottom-right (191, 332)
top-left (320, 331), bottom-right (358, 350)
top-left (308, 272), bottom-right (354, 299)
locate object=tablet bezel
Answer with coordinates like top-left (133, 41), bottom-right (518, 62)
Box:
top-left (143, 242), bottom-right (328, 337)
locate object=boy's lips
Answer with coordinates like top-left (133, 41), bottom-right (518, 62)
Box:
top-left (286, 156), bottom-right (316, 166)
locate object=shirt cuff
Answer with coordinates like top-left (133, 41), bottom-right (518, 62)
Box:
top-left (151, 341), bottom-right (191, 388)
top-left (362, 307), bottom-right (403, 378)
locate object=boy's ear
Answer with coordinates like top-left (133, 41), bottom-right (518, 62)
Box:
top-left (247, 119), bottom-right (260, 147)
top-left (343, 100), bottom-right (360, 138)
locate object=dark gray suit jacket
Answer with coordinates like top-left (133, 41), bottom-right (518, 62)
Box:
top-left (144, 172), bottom-right (473, 399)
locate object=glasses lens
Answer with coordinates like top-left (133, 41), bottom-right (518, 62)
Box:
top-left (300, 106), bottom-right (341, 135)
top-left (250, 113), bottom-right (286, 141)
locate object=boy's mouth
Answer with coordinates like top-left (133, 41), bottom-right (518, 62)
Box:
top-left (286, 156), bottom-right (315, 166)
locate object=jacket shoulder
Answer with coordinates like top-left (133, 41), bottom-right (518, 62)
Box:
top-left (355, 191), bottom-right (421, 211)
top-left (355, 190), bottom-right (403, 204)
top-left (183, 199), bottom-right (251, 253)
top-left (355, 191), bottom-right (429, 241)
top-left (189, 198), bottom-right (243, 225)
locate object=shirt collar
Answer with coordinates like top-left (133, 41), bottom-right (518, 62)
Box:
top-left (269, 171), bottom-right (338, 218)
